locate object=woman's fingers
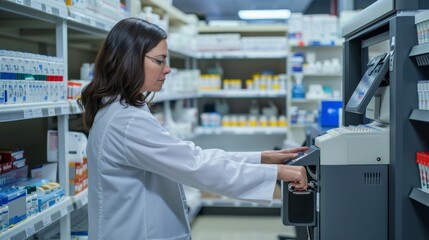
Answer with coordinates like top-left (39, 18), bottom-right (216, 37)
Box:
top-left (278, 165), bottom-right (308, 190)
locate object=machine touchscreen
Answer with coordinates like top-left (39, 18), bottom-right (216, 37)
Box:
top-left (345, 53), bottom-right (389, 114)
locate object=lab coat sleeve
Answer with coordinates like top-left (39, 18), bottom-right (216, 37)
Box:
top-left (122, 111), bottom-right (278, 204)
top-left (226, 151), bottom-right (261, 164)
top-left (182, 141), bottom-right (261, 164)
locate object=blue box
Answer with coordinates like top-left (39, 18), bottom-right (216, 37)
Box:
top-left (319, 100), bottom-right (342, 127)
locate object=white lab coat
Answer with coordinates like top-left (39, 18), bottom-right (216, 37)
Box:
top-left (87, 98), bottom-right (278, 240)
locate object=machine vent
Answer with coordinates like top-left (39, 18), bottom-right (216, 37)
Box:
top-left (364, 172), bottom-right (382, 186)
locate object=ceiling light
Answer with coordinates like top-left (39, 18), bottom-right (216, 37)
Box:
top-left (238, 9), bottom-right (291, 20)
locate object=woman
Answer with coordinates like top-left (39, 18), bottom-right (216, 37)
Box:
top-left (79, 17), bottom-right (308, 240)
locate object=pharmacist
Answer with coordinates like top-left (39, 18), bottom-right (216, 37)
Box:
top-left (78, 18), bottom-right (308, 240)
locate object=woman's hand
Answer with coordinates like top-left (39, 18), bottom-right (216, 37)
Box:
top-left (261, 147), bottom-right (308, 164)
top-left (277, 165), bottom-right (308, 191)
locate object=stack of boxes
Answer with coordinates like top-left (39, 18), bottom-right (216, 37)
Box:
top-left (0, 50), bottom-right (66, 104)
top-left (69, 157), bottom-right (88, 195)
top-left (416, 152), bottom-right (429, 193)
top-left (0, 148), bottom-right (26, 174)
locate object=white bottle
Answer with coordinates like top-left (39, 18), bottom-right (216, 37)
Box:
top-left (80, 63), bottom-right (91, 80)
top-left (26, 191), bottom-right (31, 217)
top-left (31, 192), bottom-right (38, 215)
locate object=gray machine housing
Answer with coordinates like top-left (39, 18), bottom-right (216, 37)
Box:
top-left (282, 54), bottom-right (390, 240)
top-left (281, 147), bottom-right (388, 240)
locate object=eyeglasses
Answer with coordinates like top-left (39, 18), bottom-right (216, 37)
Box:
top-left (145, 55), bottom-right (168, 68)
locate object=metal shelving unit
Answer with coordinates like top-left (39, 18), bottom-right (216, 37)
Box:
top-left (0, 0), bottom-right (107, 238)
top-left (287, 43), bottom-right (343, 145)
top-left (0, 101), bottom-right (82, 122)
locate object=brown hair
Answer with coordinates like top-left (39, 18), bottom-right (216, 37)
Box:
top-left (78, 18), bottom-right (167, 130)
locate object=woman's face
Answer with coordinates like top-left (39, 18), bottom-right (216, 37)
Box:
top-left (141, 39), bottom-right (171, 92)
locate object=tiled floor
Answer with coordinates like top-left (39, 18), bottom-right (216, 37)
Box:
top-left (191, 215), bottom-right (296, 240)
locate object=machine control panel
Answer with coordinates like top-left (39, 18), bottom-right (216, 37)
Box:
top-left (286, 145), bottom-right (320, 166)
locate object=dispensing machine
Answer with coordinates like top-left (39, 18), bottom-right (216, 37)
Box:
top-left (282, 53), bottom-right (390, 240)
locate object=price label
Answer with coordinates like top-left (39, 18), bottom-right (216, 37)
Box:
top-left (45, 6), bottom-right (52, 14)
top-left (23, 109), bottom-right (33, 119)
top-left (60, 207), bottom-right (68, 217)
top-left (25, 225), bottom-right (35, 237)
top-left (48, 108), bottom-right (55, 116)
top-left (15, 0), bottom-right (24, 5)
top-left (30, 0), bottom-right (42, 10)
top-left (43, 215), bottom-right (52, 226)
top-left (61, 106), bottom-right (70, 114)
top-left (33, 108), bottom-right (43, 118)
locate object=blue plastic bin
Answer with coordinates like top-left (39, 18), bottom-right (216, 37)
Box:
top-left (319, 100), bottom-right (342, 127)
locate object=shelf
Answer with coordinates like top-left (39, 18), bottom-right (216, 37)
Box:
top-left (0, 0), bottom-right (118, 39)
top-left (290, 98), bottom-right (341, 103)
top-left (141, 0), bottom-right (194, 25)
top-left (195, 127), bottom-right (287, 135)
top-left (152, 92), bottom-right (199, 103)
top-left (0, 101), bottom-right (82, 122)
top-left (289, 41), bottom-right (343, 48)
top-left (289, 123), bottom-right (318, 128)
top-left (409, 42), bottom-right (429, 67)
top-left (201, 198), bottom-right (282, 208)
top-left (197, 24), bottom-right (288, 33)
top-left (409, 109), bottom-right (429, 122)
top-left (409, 188), bottom-right (429, 208)
top-left (198, 90), bottom-right (286, 98)
top-left (194, 50), bottom-right (287, 59)
top-left (0, 0), bottom-right (67, 23)
top-left (302, 73), bottom-right (342, 77)
top-left (0, 198), bottom-right (73, 240)
top-left (67, 7), bottom-right (113, 35)
top-left (71, 189), bottom-right (88, 210)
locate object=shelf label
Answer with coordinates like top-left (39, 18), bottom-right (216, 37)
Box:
top-left (15, 0), bottom-right (24, 5)
top-left (30, 0), bottom-right (42, 10)
top-left (33, 108), bottom-right (43, 118)
top-left (23, 109), bottom-right (33, 119)
top-left (61, 106), bottom-right (70, 114)
top-left (25, 225), bottom-right (35, 237)
top-left (43, 215), bottom-right (52, 226)
top-left (81, 17), bottom-right (91, 26)
top-left (45, 5), bottom-right (52, 14)
top-left (60, 207), bottom-right (68, 217)
top-left (48, 108), bottom-right (55, 116)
